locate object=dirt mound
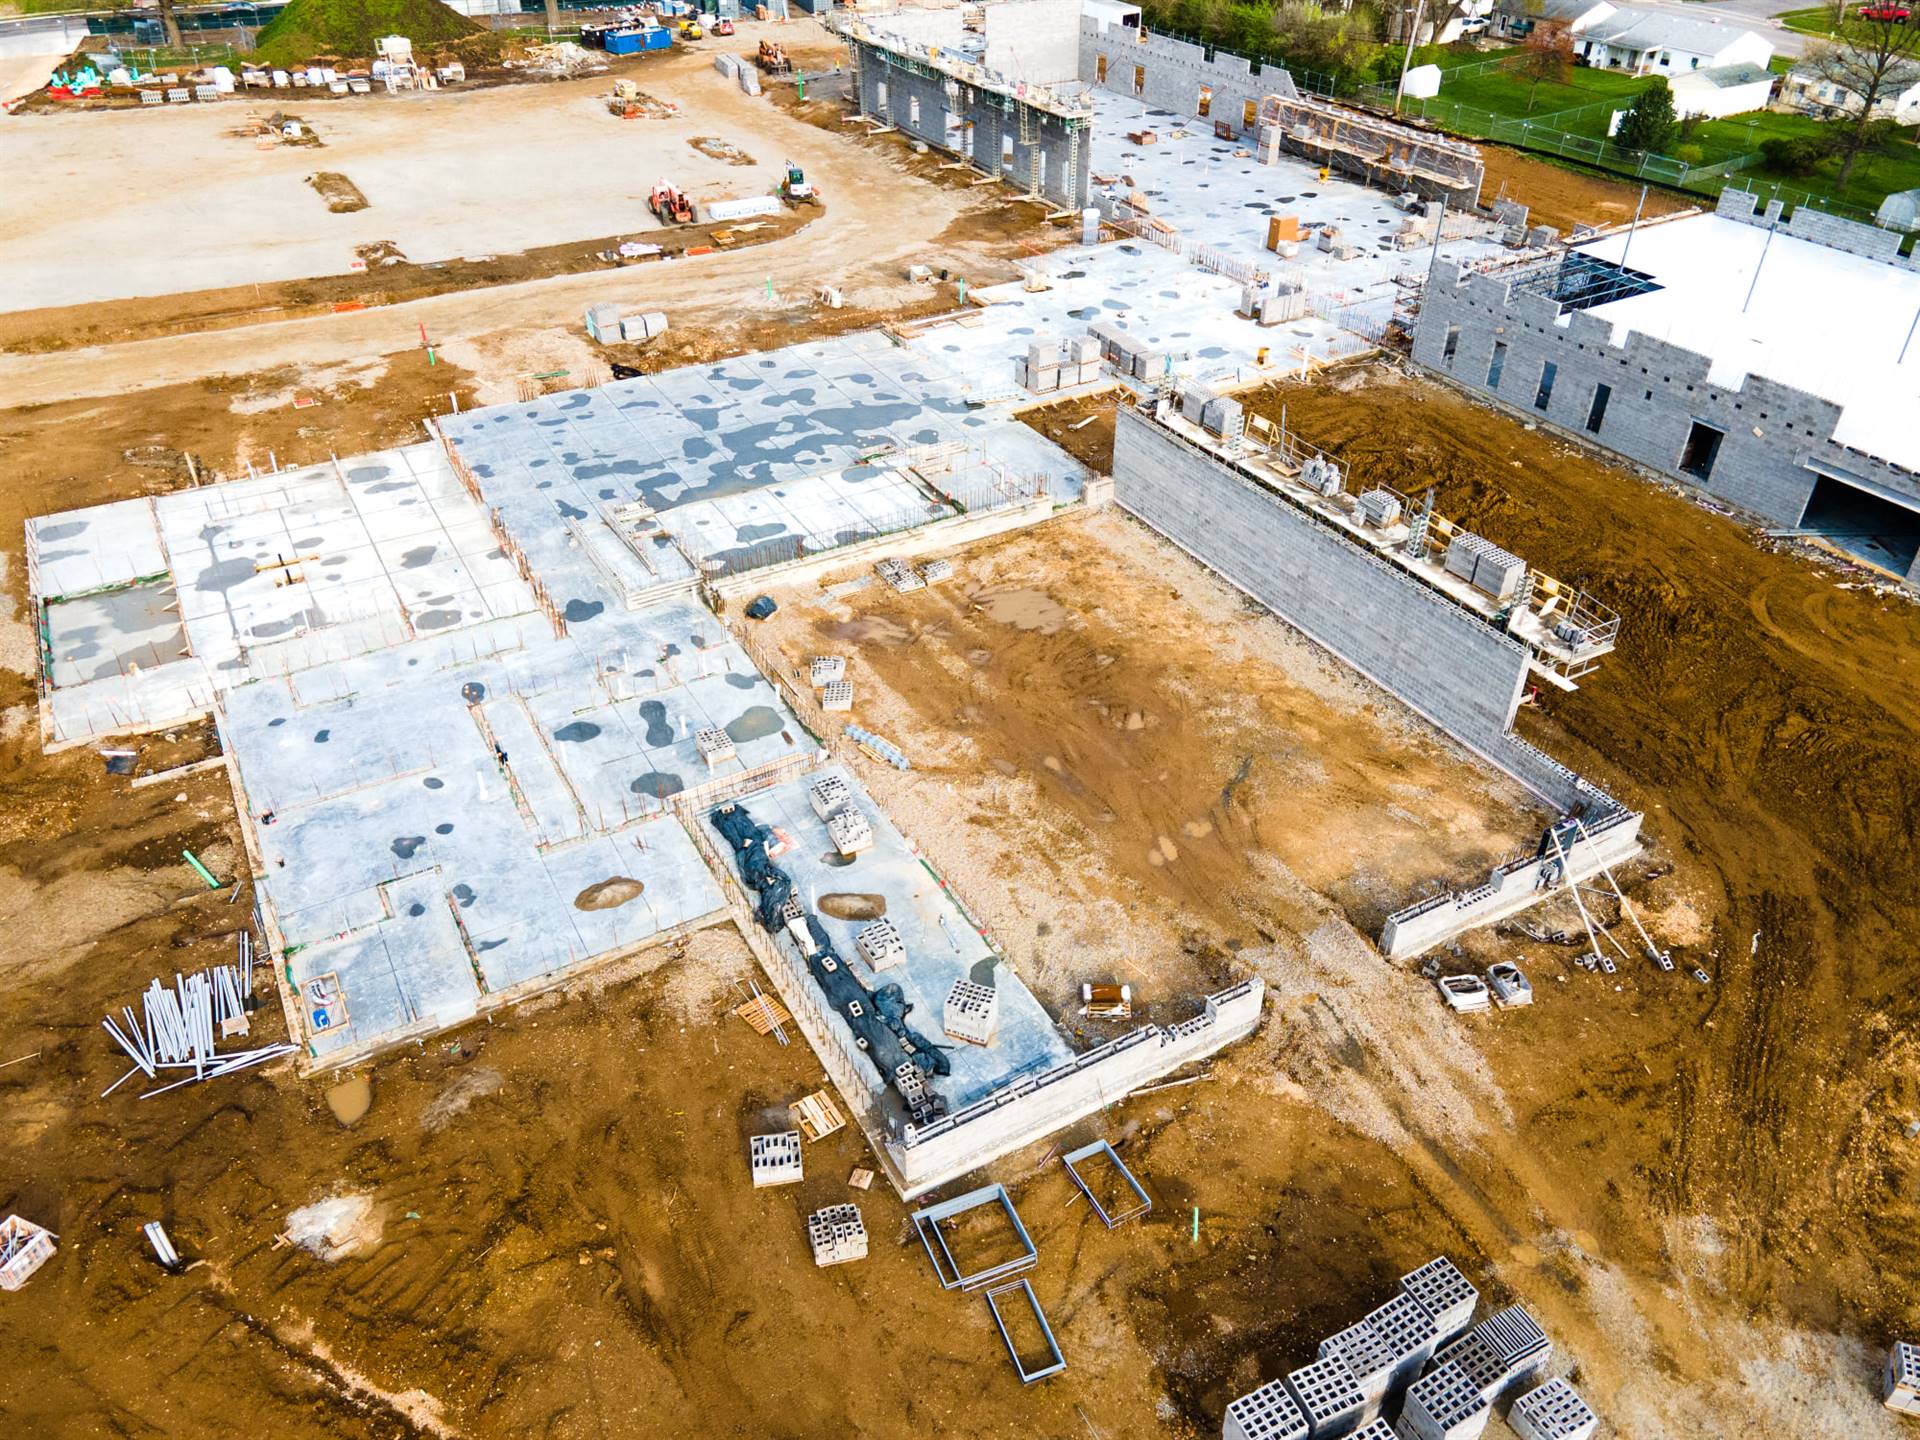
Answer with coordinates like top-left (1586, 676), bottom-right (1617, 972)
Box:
top-left (307, 172), bottom-right (367, 213)
top-left (817, 892), bottom-right (886, 920)
top-left (252, 0), bottom-right (485, 66)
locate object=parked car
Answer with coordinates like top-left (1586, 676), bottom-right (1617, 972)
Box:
top-left (1860, 4), bottom-right (1912, 19)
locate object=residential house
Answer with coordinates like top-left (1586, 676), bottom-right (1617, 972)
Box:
top-left (1667, 60), bottom-right (1776, 118)
top-left (1574, 7), bottom-right (1774, 74)
top-left (1780, 65), bottom-right (1920, 123)
top-left (1493, 0), bottom-right (1617, 42)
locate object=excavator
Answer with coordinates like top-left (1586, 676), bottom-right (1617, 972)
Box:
top-left (648, 179), bottom-right (694, 224)
top-left (778, 161), bottom-right (819, 206)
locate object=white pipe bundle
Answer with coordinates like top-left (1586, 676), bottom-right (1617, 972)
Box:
top-left (101, 962), bottom-right (297, 1099)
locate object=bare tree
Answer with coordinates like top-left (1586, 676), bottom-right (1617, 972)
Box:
top-left (1803, 15), bottom-right (1920, 188)
top-left (158, 0), bottom-right (183, 51)
top-left (1384, 0), bottom-right (1474, 47)
top-left (1519, 17), bottom-right (1575, 109)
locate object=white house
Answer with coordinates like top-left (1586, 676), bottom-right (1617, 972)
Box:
top-left (1574, 7), bottom-right (1774, 74)
top-left (1780, 65), bottom-right (1920, 124)
top-left (1667, 61), bottom-right (1776, 118)
top-left (1494, 0), bottom-right (1617, 41)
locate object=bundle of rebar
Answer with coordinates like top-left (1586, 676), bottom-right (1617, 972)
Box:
top-left (100, 957), bottom-right (295, 1100)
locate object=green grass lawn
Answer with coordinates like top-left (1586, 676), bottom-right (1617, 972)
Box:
top-left (1697, 109), bottom-right (1920, 208)
top-left (1442, 62), bottom-right (1654, 120)
top-left (1774, 4), bottom-right (1844, 35)
top-left (8, 0), bottom-right (138, 13)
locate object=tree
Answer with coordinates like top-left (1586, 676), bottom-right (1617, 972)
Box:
top-left (1615, 78), bottom-right (1678, 152)
top-left (1519, 18), bottom-right (1575, 110)
top-left (1803, 15), bottom-right (1920, 190)
top-left (157, 0), bottom-right (183, 50)
top-left (1383, 0), bottom-right (1474, 47)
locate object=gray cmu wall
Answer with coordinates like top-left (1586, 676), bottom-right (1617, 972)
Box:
top-left (1112, 408), bottom-right (1595, 811)
top-left (1079, 15), bottom-right (1297, 130)
top-left (1719, 187), bottom-right (1920, 270)
top-left (852, 36), bottom-right (1091, 209)
top-left (1412, 193), bottom-right (1920, 583)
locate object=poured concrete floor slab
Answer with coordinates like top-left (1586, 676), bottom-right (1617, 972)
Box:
top-left (438, 331), bottom-right (1091, 609)
top-left (712, 766), bottom-right (1072, 1112)
top-left (28, 496), bottom-right (168, 600)
top-left (228, 593), bottom-right (793, 1066)
top-left (44, 581), bottom-right (186, 688)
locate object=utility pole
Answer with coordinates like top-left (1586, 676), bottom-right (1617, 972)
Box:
top-left (1394, 0), bottom-right (1428, 115)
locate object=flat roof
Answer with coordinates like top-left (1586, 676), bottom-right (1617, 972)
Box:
top-left (1573, 212), bottom-right (1920, 475)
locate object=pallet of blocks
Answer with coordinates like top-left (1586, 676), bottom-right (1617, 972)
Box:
top-left (749, 1131), bottom-right (804, 1187)
top-left (807, 1204), bottom-right (867, 1267)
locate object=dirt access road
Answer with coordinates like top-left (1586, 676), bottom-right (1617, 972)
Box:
top-left (0, 37), bottom-right (1034, 408)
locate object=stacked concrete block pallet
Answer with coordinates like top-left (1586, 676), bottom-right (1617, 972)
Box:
top-left (1222, 1379), bottom-right (1308, 1440)
top-left (809, 773), bottom-right (853, 818)
top-left (1364, 1292), bottom-right (1439, 1409)
top-left (1508, 1378), bottom-right (1599, 1440)
top-left (1019, 336), bottom-right (1102, 393)
top-left (1284, 1354), bottom-right (1366, 1437)
top-left (807, 1203), bottom-right (868, 1267)
top-left (1399, 1256), bottom-right (1478, 1347)
top-left (749, 1131), bottom-right (804, 1187)
top-left (1442, 533), bottom-right (1526, 604)
top-left (943, 978), bottom-right (999, 1045)
top-left (827, 807), bottom-right (874, 857)
top-left (857, 918), bottom-right (906, 971)
top-left (1396, 1361), bottom-right (1488, 1440)
top-left (1321, 1319), bottom-right (1399, 1416)
top-left (1436, 1305), bottom-right (1550, 1403)
top-left (1089, 323), bottom-right (1178, 384)
top-left (1888, 1342), bottom-right (1920, 1416)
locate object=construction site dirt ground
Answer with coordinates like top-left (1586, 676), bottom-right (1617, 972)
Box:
top-left (1016, 368), bottom-right (1920, 1432)
top-left (3, 351), bottom-right (1906, 1437)
top-left (1, 43), bottom-right (1915, 1437)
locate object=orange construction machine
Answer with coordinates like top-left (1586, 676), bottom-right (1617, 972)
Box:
top-left (648, 179), bottom-right (694, 224)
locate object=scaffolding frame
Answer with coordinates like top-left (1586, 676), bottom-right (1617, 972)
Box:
top-left (1256, 92), bottom-right (1483, 199)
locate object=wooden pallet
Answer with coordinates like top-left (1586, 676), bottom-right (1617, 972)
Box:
top-left (789, 1088), bottom-right (846, 1142)
top-left (735, 993), bottom-right (792, 1036)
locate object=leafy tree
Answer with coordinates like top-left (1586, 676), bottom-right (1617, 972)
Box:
top-left (1614, 78), bottom-right (1678, 152)
top-left (1803, 15), bottom-right (1920, 189)
top-left (1518, 17), bottom-right (1574, 110)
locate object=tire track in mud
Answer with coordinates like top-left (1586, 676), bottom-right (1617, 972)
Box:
top-left (1233, 364), bottom-right (1920, 1330)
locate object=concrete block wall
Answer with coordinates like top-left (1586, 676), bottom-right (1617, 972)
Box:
top-left (889, 978), bottom-right (1264, 1196)
top-left (1413, 255), bottom-right (1920, 582)
top-left (852, 35), bottom-right (1090, 209)
top-left (1378, 806), bottom-right (1643, 958)
top-left (1113, 408), bottom-right (1606, 810)
top-left (1716, 187), bottom-right (1919, 269)
top-left (1080, 15), bottom-right (1296, 130)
